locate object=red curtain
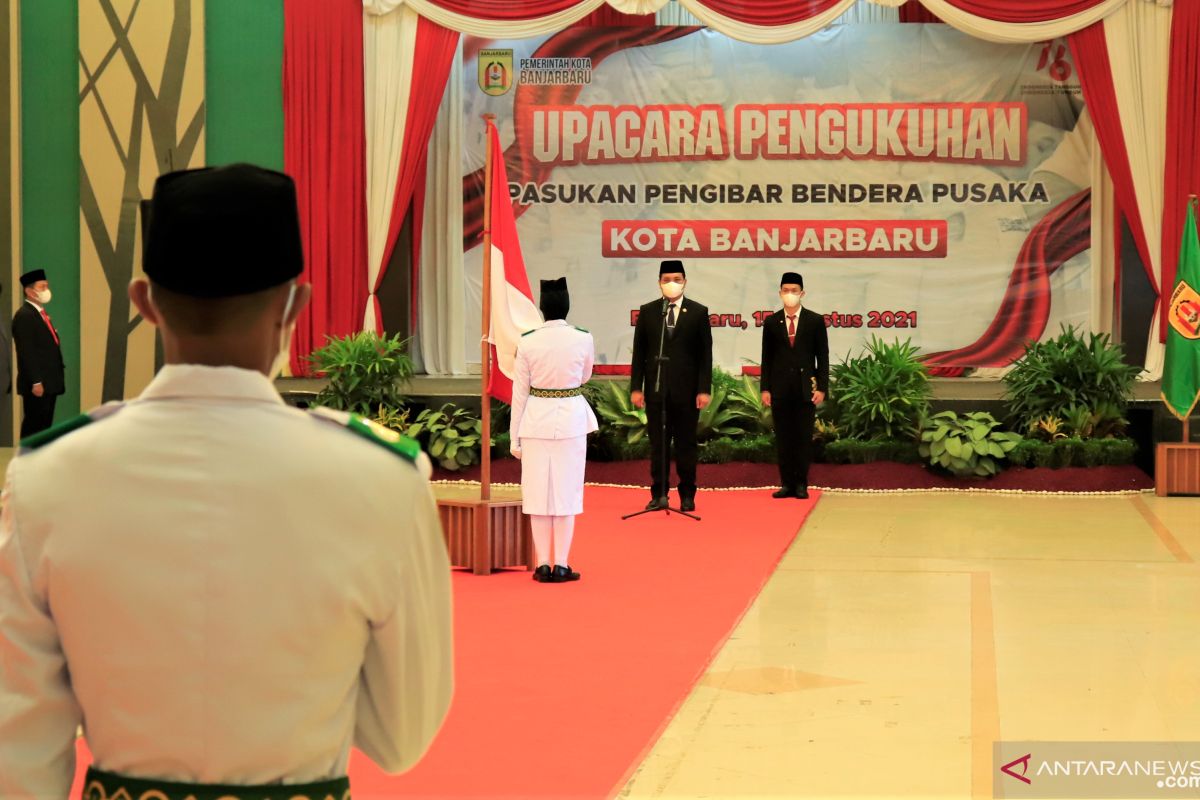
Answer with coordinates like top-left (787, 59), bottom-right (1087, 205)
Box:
top-left (1160, 0), bottom-right (1200, 339)
top-left (691, 0), bottom-right (843, 25)
top-left (938, 0), bottom-right (1109, 24)
top-left (422, 0), bottom-right (585, 20)
top-left (1068, 23), bottom-right (1159, 294)
top-left (899, 1), bottom-right (941, 24)
top-left (420, 0), bottom-right (1108, 26)
top-left (373, 18), bottom-right (460, 333)
top-left (283, 0), bottom-right (368, 374)
top-left (426, 0), bottom-right (842, 26)
top-left (577, 6), bottom-right (656, 26)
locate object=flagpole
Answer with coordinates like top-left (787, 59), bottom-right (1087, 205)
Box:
top-left (1186, 196), bottom-right (1197, 445)
top-left (480, 114), bottom-right (496, 501)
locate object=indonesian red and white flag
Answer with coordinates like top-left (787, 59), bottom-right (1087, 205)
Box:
top-left (485, 120), bottom-right (543, 403)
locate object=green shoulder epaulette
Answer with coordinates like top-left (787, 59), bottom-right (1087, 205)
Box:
top-left (19, 414), bottom-right (94, 451)
top-left (309, 406), bottom-right (420, 462)
top-left (345, 413), bottom-right (422, 462)
top-left (521, 328), bottom-right (538, 337)
top-left (574, 326), bottom-right (589, 333)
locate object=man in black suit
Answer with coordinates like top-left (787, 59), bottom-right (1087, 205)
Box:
top-left (12, 269), bottom-right (65, 438)
top-left (760, 271), bottom-right (828, 500)
top-left (630, 260), bottom-right (713, 512)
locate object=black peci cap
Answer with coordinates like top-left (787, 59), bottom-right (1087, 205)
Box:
top-left (141, 163), bottom-right (304, 298)
top-left (659, 259), bottom-right (686, 277)
top-left (20, 269), bottom-right (47, 287)
top-left (780, 271), bottom-right (804, 288)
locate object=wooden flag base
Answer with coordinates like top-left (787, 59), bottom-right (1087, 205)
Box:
top-left (436, 489), bottom-right (534, 575)
top-left (1156, 443), bottom-right (1200, 496)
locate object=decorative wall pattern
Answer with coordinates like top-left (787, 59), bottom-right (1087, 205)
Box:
top-left (79, 0), bottom-right (204, 405)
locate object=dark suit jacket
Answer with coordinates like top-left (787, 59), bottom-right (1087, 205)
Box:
top-left (760, 307), bottom-right (829, 401)
top-left (630, 296), bottom-right (713, 403)
top-left (12, 302), bottom-right (65, 396)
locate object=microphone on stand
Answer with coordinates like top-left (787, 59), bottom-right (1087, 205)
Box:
top-left (661, 295), bottom-right (669, 317)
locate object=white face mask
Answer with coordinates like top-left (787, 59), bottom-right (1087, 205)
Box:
top-left (34, 289), bottom-right (52, 305)
top-left (661, 281), bottom-right (685, 300)
top-left (781, 292), bottom-right (802, 310)
top-left (268, 283), bottom-right (299, 380)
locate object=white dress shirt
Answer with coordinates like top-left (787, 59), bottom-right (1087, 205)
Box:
top-left (0, 364), bottom-right (453, 797)
top-left (510, 320), bottom-right (599, 442)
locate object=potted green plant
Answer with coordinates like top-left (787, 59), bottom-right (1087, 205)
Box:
top-left (307, 331), bottom-right (414, 417)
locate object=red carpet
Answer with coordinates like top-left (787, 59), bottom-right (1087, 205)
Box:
top-left (438, 459), bottom-right (1154, 493)
top-left (69, 486), bottom-right (814, 799)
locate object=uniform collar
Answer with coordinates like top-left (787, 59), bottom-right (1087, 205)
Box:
top-left (25, 298), bottom-right (45, 313)
top-left (541, 319), bottom-right (570, 328)
top-left (138, 364), bottom-right (285, 405)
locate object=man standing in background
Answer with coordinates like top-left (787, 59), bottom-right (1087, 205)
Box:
top-left (630, 260), bottom-right (713, 513)
top-left (760, 271), bottom-right (828, 500)
top-left (12, 268), bottom-right (64, 437)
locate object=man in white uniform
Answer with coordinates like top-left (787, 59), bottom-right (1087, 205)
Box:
top-left (509, 278), bottom-right (598, 583)
top-left (0, 164), bottom-right (453, 799)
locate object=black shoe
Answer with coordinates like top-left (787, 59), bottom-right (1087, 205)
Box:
top-left (645, 496), bottom-right (668, 511)
top-left (551, 564), bottom-right (581, 582)
top-left (533, 565), bottom-right (553, 583)
top-left (796, 486), bottom-right (809, 499)
top-left (772, 488), bottom-right (796, 499)
top-left (680, 497), bottom-right (696, 512)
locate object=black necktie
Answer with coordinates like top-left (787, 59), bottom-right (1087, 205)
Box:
top-left (667, 303), bottom-right (677, 334)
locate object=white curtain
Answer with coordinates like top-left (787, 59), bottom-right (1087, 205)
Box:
top-left (363, 6), bottom-right (420, 332)
top-left (833, 1), bottom-right (901, 24)
top-left (656, 1), bottom-right (701, 26)
top-left (418, 42), bottom-right (467, 374)
top-left (1102, 0), bottom-right (1172, 378)
top-left (674, 0), bottom-right (858, 43)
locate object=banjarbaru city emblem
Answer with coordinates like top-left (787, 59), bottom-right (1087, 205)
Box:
top-left (479, 49), bottom-right (513, 96)
top-left (1168, 279), bottom-right (1200, 339)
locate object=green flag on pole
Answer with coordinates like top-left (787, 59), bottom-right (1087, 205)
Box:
top-left (1162, 198), bottom-right (1200, 421)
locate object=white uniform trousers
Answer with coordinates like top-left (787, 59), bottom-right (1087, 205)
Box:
top-left (521, 435), bottom-right (587, 516)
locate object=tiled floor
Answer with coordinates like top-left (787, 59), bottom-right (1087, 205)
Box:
top-left (620, 492), bottom-right (1200, 799)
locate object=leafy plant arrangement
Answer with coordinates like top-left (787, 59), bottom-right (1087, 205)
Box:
top-left (828, 336), bottom-right (931, 441)
top-left (1060, 401), bottom-right (1128, 440)
top-left (1028, 415), bottom-right (1068, 442)
top-left (403, 403), bottom-right (482, 471)
top-left (696, 382), bottom-right (749, 441)
top-left (308, 331), bottom-right (414, 416)
top-left (588, 380), bottom-right (647, 445)
top-left (813, 418), bottom-right (840, 442)
top-left (919, 411), bottom-right (1021, 478)
top-left (1007, 437), bottom-right (1137, 469)
top-left (699, 434), bottom-right (776, 464)
top-left (823, 439), bottom-right (922, 465)
top-left (1003, 326), bottom-right (1138, 434)
top-left (727, 373), bottom-right (773, 433)
top-left (373, 405), bottom-right (410, 434)
top-left (709, 365), bottom-right (742, 396)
